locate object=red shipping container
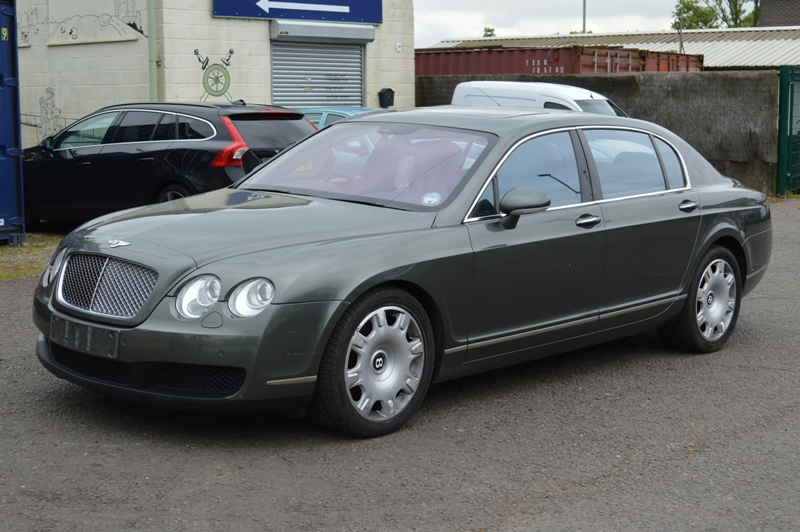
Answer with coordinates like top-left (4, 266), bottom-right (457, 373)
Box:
top-left (415, 46), bottom-right (703, 76)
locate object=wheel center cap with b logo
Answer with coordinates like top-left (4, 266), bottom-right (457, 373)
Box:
top-left (372, 351), bottom-right (387, 374)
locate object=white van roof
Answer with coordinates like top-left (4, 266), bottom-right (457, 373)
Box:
top-left (450, 80), bottom-right (628, 117)
top-left (453, 81), bottom-right (609, 101)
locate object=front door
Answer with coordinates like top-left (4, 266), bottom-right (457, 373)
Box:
top-left (465, 130), bottom-right (604, 361)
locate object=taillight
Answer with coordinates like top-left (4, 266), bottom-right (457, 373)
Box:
top-left (211, 116), bottom-right (249, 167)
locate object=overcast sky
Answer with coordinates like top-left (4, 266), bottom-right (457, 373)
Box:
top-left (413, 0), bottom-right (751, 48)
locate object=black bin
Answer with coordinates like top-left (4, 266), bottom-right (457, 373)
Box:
top-left (378, 88), bottom-right (395, 108)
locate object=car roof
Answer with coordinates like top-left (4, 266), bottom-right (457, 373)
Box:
top-left (348, 106), bottom-right (648, 137)
top-left (95, 101), bottom-right (301, 117)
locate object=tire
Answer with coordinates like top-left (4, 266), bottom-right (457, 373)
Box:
top-left (24, 194), bottom-right (40, 232)
top-left (660, 245), bottom-right (742, 353)
top-left (155, 184), bottom-right (190, 203)
top-left (310, 287), bottom-right (435, 437)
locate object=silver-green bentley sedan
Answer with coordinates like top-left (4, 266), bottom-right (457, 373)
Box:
top-left (34, 107), bottom-right (772, 437)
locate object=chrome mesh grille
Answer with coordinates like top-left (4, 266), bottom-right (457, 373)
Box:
top-left (60, 254), bottom-right (158, 318)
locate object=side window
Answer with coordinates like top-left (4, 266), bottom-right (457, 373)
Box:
top-left (655, 138), bottom-right (685, 189)
top-left (543, 101), bottom-right (572, 111)
top-left (178, 116), bottom-right (214, 140)
top-left (496, 132), bottom-right (582, 207)
top-left (326, 113), bottom-right (346, 125)
top-left (303, 113), bottom-right (323, 127)
top-left (113, 111), bottom-right (162, 143)
top-left (469, 181), bottom-right (498, 218)
top-left (153, 113), bottom-right (176, 141)
top-left (584, 129), bottom-right (666, 199)
top-left (54, 112), bottom-right (119, 149)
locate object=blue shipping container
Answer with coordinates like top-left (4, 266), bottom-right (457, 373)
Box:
top-left (0, 0), bottom-right (25, 245)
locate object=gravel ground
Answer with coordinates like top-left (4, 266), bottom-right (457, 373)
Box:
top-left (0, 201), bottom-right (798, 531)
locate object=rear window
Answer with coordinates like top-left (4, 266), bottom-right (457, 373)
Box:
top-left (230, 114), bottom-right (317, 149)
top-left (575, 99), bottom-right (628, 117)
top-left (178, 116), bottom-right (215, 140)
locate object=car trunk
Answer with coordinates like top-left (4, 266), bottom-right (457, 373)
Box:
top-left (228, 113), bottom-right (317, 161)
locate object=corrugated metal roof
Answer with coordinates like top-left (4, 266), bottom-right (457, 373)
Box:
top-left (426, 27), bottom-right (800, 68)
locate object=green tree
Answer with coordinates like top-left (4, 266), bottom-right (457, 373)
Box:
top-left (671, 0), bottom-right (757, 29)
top-left (672, 0), bottom-right (718, 29)
top-left (483, 27), bottom-right (496, 37)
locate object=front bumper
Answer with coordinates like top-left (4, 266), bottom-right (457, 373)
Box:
top-left (34, 286), bottom-right (347, 414)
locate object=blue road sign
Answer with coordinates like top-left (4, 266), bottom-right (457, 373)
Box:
top-left (213, 0), bottom-right (382, 24)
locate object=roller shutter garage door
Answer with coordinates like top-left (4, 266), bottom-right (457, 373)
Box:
top-left (271, 42), bottom-right (364, 108)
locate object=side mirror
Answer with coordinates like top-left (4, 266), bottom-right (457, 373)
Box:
top-left (41, 136), bottom-right (54, 150)
top-left (499, 188), bottom-right (551, 229)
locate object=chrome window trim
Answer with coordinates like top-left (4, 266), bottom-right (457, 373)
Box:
top-left (579, 125), bottom-right (692, 192)
top-left (462, 125), bottom-right (692, 224)
top-left (53, 110), bottom-right (218, 152)
top-left (463, 126), bottom-right (579, 224)
top-left (51, 110), bottom-right (122, 152)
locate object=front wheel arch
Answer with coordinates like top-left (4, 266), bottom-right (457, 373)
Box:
top-left (344, 280), bottom-right (446, 383)
top-left (310, 285), bottom-right (437, 437)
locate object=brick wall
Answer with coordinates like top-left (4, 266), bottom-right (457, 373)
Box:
top-left (760, 0), bottom-right (800, 26)
top-left (416, 72), bottom-right (780, 193)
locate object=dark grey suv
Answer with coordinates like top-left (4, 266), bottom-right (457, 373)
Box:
top-left (23, 101), bottom-right (317, 226)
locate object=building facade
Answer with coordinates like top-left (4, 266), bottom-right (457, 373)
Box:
top-left (17, 0), bottom-right (415, 148)
top-left (760, 0), bottom-right (800, 26)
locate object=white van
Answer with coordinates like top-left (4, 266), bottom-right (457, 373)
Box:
top-left (451, 81), bottom-right (628, 117)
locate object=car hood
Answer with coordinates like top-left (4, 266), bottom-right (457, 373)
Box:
top-left (77, 188), bottom-right (437, 266)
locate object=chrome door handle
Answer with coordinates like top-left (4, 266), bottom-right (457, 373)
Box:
top-left (679, 200), bottom-right (698, 213)
top-left (575, 214), bottom-right (602, 228)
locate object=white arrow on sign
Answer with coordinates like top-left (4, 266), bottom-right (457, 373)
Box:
top-left (256, 0), bottom-right (350, 13)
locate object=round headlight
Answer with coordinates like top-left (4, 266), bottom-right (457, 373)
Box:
top-left (229, 278), bottom-right (274, 318)
top-left (176, 275), bottom-right (221, 319)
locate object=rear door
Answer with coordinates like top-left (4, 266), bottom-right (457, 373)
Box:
top-left (580, 128), bottom-right (702, 329)
top-left (94, 110), bottom-right (173, 213)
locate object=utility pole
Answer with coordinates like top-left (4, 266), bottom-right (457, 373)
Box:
top-left (582, 0), bottom-right (587, 33)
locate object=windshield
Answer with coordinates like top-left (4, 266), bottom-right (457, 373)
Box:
top-left (575, 99), bottom-right (628, 117)
top-left (240, 122), bottom-right (495, 211)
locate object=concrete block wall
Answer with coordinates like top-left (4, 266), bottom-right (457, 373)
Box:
top-left (17, 0), bottom-right (150, 148)
top-left (157, 3), bottom-right (272, 105)
top-left (364, 0), bottom-right (415, 109)
top-left (416, 71), bottom-right (780, 193)
top-left (760, 0), bottom-right (800, 26)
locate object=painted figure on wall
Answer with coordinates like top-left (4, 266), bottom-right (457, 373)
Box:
top-left (194, 49), bottom-right (235, 103)
top-left (37, 87), bottom-right (62, 142)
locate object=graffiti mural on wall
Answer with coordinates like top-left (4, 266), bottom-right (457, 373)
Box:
top-left (37, 87), bottom-right (63, 142)
top-left (17, 0), bottom-right (147, 46)
top-left (194, 49), bottom-right (235, 103)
